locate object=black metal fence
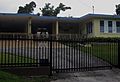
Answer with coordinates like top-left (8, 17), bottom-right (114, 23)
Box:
top-left (0, 34), bottom-right (120, 74)
top-left (51, 38), bottom-right (119, 73)
top-left (0, 34), bottom-right (51, 67)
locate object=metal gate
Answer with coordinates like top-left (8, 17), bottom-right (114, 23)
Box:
top-left (51, 38), bottom-right (117, 74)
top-left (0, 34), bottom-right (119, 75)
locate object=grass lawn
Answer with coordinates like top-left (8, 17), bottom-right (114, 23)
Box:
top-left (64, 42), bottom-right (118, 65)
top-left (0, 53), bottom-right (37, 66)
top-left (80, 43), bottom-right (118, 65)
top-left (0, 70), bottom-right (50, 82)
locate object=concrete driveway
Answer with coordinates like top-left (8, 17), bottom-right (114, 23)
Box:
top-left (51, 68), bottom-right (120, 82)
top-left (0, 42), bottom-right (111, 69)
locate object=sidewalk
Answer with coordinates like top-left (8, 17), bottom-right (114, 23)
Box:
top-left (51, 68), bottom-right (120, 82)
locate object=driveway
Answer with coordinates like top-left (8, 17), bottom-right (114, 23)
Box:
top-left (0, 42), bottom-right (111, 69)
top-left (51, 68), bottom-right (120, 82)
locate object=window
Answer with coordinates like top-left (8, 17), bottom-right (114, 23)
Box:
top-left (100, 20), bottom-right (104, 32)
top-left (116, 21), bottom-right (120, 33)
top-left (108, 21), bottom-right (112, 33)
top-left (86, 22), bottom-right (92, 34)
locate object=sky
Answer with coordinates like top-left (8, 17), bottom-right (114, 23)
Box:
top-left (0, 0), bottom-right (120, 17)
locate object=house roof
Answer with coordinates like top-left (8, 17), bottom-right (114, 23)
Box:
top-left (0, 13), bottom-right (80, 23)
top-left (79, 14), bottom-right (120, 21)
top-left (1, 13), bottom-right (120, 23)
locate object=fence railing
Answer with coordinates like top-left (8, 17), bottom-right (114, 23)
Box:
top-left (0, 33), bottom-right (87, 39)
top-left (0, 34), bottom-right (51, 67)
top-left (51, 38), bottom-right (120, 73)
top-left (0, 34), bottom-right (119, 73)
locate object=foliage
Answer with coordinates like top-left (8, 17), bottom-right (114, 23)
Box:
top-left (17, 1), bottom-right (36, 14)
top-left (116, 4), bottom-right (120, 15)
top-left (40, 3), bottom-right (71, 16)
top-left (81, 43), bottom-right (118, 65)
top-left (0, 70), bottom-right (50, 82)
top-left (0, 71), bottom-right (24, 82)
top-left (0, 53), bottom-right (36, 66)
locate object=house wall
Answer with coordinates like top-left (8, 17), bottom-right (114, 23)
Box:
top-left (93, 19), bottom-right (100, 37)
top-left (59, 22), bottom-right (80, 34)
top-left (52, 22), bottom-right (59, 34)
top-left (93, 18), bottom-right (120, 38)
top-left (81, 19), bottom-right (95, 38)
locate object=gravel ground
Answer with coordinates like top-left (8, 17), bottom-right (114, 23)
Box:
top-left (51, 68), bottom-right (120, 82)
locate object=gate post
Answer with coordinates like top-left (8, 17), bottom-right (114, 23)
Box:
top-left (50, 36), bottom-right (53, 76)
top-left (118, 39), bottom-right (120, 68)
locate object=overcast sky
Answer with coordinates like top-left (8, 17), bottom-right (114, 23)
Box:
top-left (0, 0), bottom-right (120, 17)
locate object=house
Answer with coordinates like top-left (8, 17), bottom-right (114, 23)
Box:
top-left (0, 13), bottom-right (120, 38)
top-left (0, 13), bottom-right (80, 35)
top-left (80, 14), bottom-right (120, 38)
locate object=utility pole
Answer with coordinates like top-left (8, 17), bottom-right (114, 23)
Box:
top-left (91, 0), bottom-right (95, 14)
top-left (92, 6), bottom-right (95, 14)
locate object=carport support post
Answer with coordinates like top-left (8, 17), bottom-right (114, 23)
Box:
top-left (56, 21), bottom-right (59, 35)
top-left (55, 21), bottom-right (59, 40)
top-left (27, 17), bottom-right (32, 34)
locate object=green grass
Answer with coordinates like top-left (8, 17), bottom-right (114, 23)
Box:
top-left (0, 70), bottom-right (50, 82)
top-left (0, 70), bottom-right (24, 82)
top-left (64, 42), bottom-right (118, 65)
top-left (0, 53), bottom-right (37, 65)
top-left (80, 43), bottom-right (118, 65)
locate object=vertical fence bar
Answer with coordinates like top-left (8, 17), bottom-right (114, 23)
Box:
top-left (57, 39), bottom-right (60, 71)
top-left (24, 38), bottom-right (26, 67)
top-left (60, 40), bottom-right (62, 72)
top-left (109, 41), bottom-right (112, 68)
top-left (65, 41), bottom-right (67, 72)
top-left (56, 40), bottom-right (58, 71)
top-left (20, 35), bottom-right (22, 65)
top-left (4, 37), bottom-right (6, 66)
top-left (73, 40), bottom-right (75, 71)
top-left (31, 37), bottom-right (33, 65)
top-left (50, 36), bottom-right (53, 76)
top-left (33, 36), bottom-right (36, 66)
top-left (78, 40), bottom-right (80, 71)
top-left (11, 36), bottom-right (13, 66)
top-left (7, 36), bottom-right (9, 66)
top-left (68, 40), bottom-right (71, 71)
top-left (86, 40), bottom-right (91, 70)
top-left (27, 38), bottom-right (28, 65)
top-left (118, 39), bottom-right (120, 68)
top-left (63, 41), bottom-right (65, 72)
top-left (18, 37), bottom-right (20, 66)
top-left (1, 35), bottom-right (3, 67)
top-left (35, 39), bottom-right (38, 66)
top-left (27, 38), bottom-right (30, 66)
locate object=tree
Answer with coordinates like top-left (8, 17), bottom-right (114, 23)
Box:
top-left (40, 3), bottom-right (71, 16)
top-left (116, 4), bottom-right (120, 15)
top-left (17, 1), bottom-right (36, 14)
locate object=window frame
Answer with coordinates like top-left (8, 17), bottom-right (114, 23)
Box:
top-left (116, 21), bottom-right (120, 33)
top-left (86, 22), bottom-right (93, 34)
top-left (108, 21), bottom-right (113, 33)
top-left (100, 20), bottom-right (104, 33)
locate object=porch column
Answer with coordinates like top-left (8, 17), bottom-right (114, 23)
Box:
top-left (27, 17), bottom-right (32, 34)
top-left (55, 21), bottom-right (59, 35)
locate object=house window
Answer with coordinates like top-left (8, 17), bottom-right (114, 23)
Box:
top-left (108, 21), bottom-right (112, 33)
top-left (116, 21), bottom-right (120, 33)
top-left (100, 20), bottom-right (104, 32)
top-left (86, 22), bottom-right (92, 34)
